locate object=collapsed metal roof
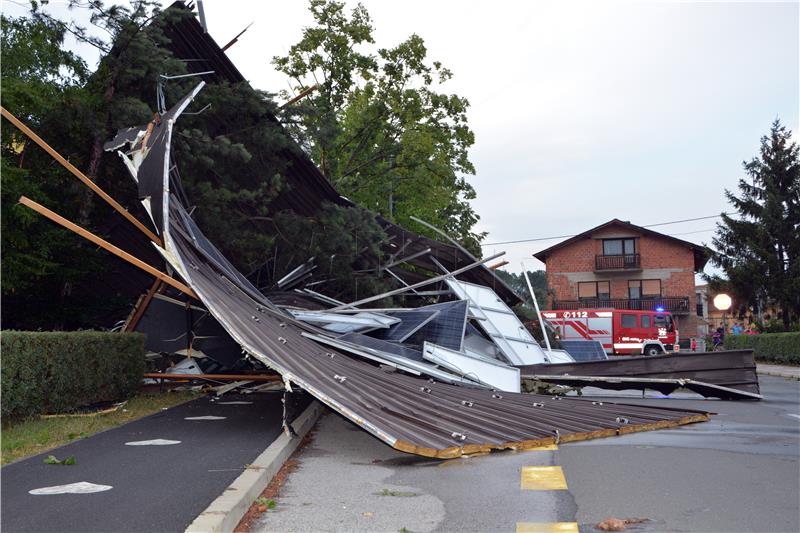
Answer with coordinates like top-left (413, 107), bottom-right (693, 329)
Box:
top-left (100, 81), bottom-right (710, 458)
top-left (519, 350), bottom-right (761, 400)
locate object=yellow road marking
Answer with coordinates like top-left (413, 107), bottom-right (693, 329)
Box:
top-left (527, 444), bottom-right (559, 451)
top-left (520, 466), bottom-right (568, 490)
top-left (516, 522), bottom-right (579, 533)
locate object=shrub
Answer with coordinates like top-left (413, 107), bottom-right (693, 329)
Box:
top-left (1, 331), bottom-right (145, 421)
top-left (726, 332), bottom-right (800, 365)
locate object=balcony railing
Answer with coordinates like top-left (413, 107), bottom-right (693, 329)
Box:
top-left (595, 253), bottom-right (641, 270)
top-left (554, 296), bottom-right (691, 315)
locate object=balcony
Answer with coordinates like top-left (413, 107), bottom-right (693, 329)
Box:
top-left (553, 296), bottom-right (691, 315)
top-left (595, 253), bottom-right (641, 271)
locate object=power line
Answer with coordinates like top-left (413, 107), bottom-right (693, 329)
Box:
top-left (667, 228), bottom-right (716, 236)
top-left (481, 213), bottom-right (730, 246)
top-left (643, 213), bottom-right (730, 228)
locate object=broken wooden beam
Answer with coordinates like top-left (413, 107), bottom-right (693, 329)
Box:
top-left (19, 196), bottom-right (196, 298)
top-left (144, 373), bottom-right (282, 382)
top-left (1, 106), bottom-right (162, 246)
top-left (281, 84), bottom-right (319, 108)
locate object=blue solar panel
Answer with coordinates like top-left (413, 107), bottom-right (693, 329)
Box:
top-left (371, 309), bottom-right (440, 342)
top-left (338, 332), bottom-right (425, 362)
top-left (406, 300), bottom-right (468, 351)
top-left (560, 340), bottom-right (608, 362)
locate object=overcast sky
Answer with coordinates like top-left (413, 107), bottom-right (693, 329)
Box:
top-left (4, 0), bottom-right (799, 275)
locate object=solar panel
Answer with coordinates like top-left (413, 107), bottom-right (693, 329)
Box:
top-left (371, 309), bottom-right (440, 342)
top-left (559, 340), bottom-right (608, 362)
top-left (406, 300), bottom-right (468, 351)
top-left (338, 332), bottom-right (425, 362)
top-left (446, 279), bottom-right (552, 365)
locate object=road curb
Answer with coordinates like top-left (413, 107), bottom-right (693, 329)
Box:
top-left (757, 369), bottom-right (800, 381)
top-left (184, 400), bottom-right (322, 533)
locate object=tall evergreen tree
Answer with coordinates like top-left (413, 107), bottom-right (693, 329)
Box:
top-left (709, 119), bottom-right (800, 330)
top-left (2, 3), bottom-right (291, 327)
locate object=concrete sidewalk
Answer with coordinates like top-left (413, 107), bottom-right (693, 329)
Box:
top-left (757, 363), bottom-right (800, 380)
top-left (252, 413), bottom-right (576, 533)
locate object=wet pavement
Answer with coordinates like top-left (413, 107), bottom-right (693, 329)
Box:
top-left (253, 412), bottom-right (575, 532)
top-left (254, 375), bottom-right (799, 533)
top-left (561, 375), bottom-right (800, 532)
top-left (1, 392), bottom-right (290, 533)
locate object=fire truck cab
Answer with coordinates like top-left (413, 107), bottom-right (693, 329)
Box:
top-left (541, 308), bottom-right (679, 356)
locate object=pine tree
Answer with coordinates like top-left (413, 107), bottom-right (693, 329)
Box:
top-left (710, 119), bottom-right (800, 330)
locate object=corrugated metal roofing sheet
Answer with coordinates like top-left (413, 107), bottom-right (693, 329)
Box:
top-left (105, 82), bottom-right (710, 458)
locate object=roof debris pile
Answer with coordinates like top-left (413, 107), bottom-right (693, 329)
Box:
top-left (7, 3), bottom-right (763, 459)
top-left (86, 80), bottom-right (709, 458)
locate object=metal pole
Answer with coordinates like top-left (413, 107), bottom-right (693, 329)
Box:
top-left (522, 265), bottom-right (552, 354)
top-left (196, 0), bottom-right (208, 32)
top-left (327, 251), bottom-right (506, 311)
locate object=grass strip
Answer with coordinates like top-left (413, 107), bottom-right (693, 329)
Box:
top-left (2, 390), bottom-right (199, 465)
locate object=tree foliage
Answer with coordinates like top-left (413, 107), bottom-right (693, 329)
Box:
top-left (2, 2), bottom-right (196, 329)
top-left (494, 270), bottom-right (549, 318)
top-left (176, 82), bottom-right (292, 273)
top-left (1, 1), bottom-right (398, 328)
top-left (273, 0), bottom-right (484, 255)
top-left (0, 13), bottom-right (108, 327)
top-left (271, 203), bottom-right (390, 300)
top-left (1, 3), bottom-right (292, 328)
top-left (709, 119), bottom-right (800, 330)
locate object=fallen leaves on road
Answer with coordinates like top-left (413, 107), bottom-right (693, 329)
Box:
top-left (234, 425), bottom-right (318, 533)
top-left (595, 517), bottom-right (649, 531)
top-left (43, 455), bottom-right (76, 465)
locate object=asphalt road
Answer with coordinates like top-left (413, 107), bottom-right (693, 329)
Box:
top-left (254, 375), bottom-right (799, 533)
top-left (1, 392), bottom-right (296, 533)
top-left (561, 375), bottom-right (800, 533)
top-left (253, 411), bottom-right (576, 532)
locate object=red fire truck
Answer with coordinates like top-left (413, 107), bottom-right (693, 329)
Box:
top-left (540, 308), bottom-right (679, 356)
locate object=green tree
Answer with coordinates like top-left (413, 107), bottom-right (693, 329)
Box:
top-left (176, 82), bottom-right (292, 273)
top-left (709, 119), bottom-right (800, 330)
top-left (1, 3), bottom-right (293, 327)
top-left (271, 203), bottom-right (390, 301)
top-left (273, 0), bottom-right (484, 255)
top-left (494, 269), bottom-right (549, 318)
top-left (0, 13), bottom-right (106, 328)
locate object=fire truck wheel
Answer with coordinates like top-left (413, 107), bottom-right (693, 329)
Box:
top-left (644, 345), bottom-right (663, 356)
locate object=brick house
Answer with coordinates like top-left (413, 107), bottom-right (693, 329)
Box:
top-left (533, 219), bottom-right (709, 337)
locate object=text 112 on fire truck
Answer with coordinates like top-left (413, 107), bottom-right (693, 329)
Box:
top-left (541, 309), bottom-right (679, 356)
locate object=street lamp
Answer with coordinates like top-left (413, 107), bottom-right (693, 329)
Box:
top-left (713, 293), bottom-right (732, 333)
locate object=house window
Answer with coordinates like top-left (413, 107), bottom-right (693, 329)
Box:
top-left (578, 282), bottom-right (596, 299)
top-left (628, 280), bottom-right (641, 299)
top-left (578, 281), bottom-right (610, 300)
top-left (642, 279), bottom-right (661, 297)
top-left (621, 314), bottom-right (637, 328)
top-left (603, 238), bottom-right (636, 256)
top-left (597, 281), bottom-right (610, 299)
top-left (696, 292), bottom-right (704, 317)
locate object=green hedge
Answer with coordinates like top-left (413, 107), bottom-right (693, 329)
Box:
top-left (1, 331), bottom-right (145, 421)
top-left (725, 332), bottom-right (800, 365)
